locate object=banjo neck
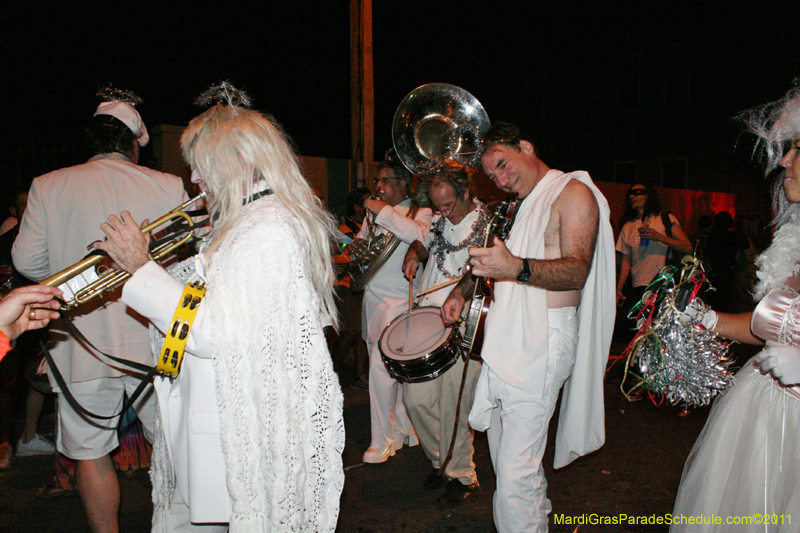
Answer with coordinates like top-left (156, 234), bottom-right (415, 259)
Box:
top-left (461, 197), bottom-right (518, 356)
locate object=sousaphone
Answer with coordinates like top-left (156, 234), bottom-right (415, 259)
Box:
top-left (349, 83), bottom-right (490, 292)
top-left (392, 83), bottom-right (490, 175)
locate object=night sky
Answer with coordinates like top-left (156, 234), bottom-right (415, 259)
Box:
top-left (3, 2), bottom-right (798, 174)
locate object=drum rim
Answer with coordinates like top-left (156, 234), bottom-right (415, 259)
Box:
top-left (378, 306), bottom-right (452, 360)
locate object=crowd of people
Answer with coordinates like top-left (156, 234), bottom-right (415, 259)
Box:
top-left (1, 81), bottom-right (799, 533)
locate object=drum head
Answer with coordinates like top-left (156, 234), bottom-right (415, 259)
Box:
top-left (379, 307), bottom-right (451, 361)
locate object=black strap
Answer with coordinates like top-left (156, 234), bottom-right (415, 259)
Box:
top-left (40, 338), bottom-right (157, 421)
top-left (58, 310), bottom-right (152, 373)
top-left (148, 219), bottom-right (209, 252)
top-left (246, 189), bottom-right (273, 204)
top-left (661, 211), bottom-right (674, 239)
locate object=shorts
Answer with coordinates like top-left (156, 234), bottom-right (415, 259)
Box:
top-left (56, 375), bottom-right (156, 460)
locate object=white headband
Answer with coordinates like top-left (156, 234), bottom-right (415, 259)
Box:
top-left (93, 101), bottom-right (149, 147)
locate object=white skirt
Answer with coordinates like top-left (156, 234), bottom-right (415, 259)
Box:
top-left (671, 357), bottom-right (800, 532)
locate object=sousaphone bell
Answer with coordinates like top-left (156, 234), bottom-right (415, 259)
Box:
top-left (392, 83), bottom-right (490, 175)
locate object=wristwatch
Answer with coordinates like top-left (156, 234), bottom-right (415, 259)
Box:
top-left (516, 258), bottom-right (531, 282)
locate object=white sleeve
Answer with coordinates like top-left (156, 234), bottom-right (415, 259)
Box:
top-left (12, 179), bottom-right (51, 281)
top-left (374, 205), bottom-right (433, 243)
top-left (122, 260), bottom-right (212, 358)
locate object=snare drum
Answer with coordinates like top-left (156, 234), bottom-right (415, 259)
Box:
top-left (379, 306), bottom-right (463, 383)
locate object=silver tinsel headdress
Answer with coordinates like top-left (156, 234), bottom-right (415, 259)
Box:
top-left (97, 86), bottom-right (143, 106)
top-left (194, 81), bottom-right (253, 108)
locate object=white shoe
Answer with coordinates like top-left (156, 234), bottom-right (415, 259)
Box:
top-left (16, 434), bottom-right (56, 457)
top-left (363, 444), bottom-right (396, 464)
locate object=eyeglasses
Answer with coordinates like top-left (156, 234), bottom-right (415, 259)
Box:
top-left (433, 201), bottom-right (457, 216)
top-left (628, 189), bottom-right (647, 196)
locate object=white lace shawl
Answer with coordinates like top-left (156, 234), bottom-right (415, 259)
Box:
top-left (151, 198), bottom-right (345, 531)
top-left (754, 211), bottom-right (800, 300)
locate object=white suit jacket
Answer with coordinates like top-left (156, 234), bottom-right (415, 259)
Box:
top-left (359, 199), bottom-right (432, 343)
top-left (123, 259), bottom-right (231, 523)
top-left (12, 153), bottom-right (187, 382)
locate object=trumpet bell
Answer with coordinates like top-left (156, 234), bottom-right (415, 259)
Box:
top-left (392, 83), bottom-right (490, 174)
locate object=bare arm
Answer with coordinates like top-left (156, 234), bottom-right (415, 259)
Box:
top-left (469, 180), bottom-right (599, 290)
top-left (712, 311), bottom-right (762, 345)
top-left (617, 253), bottom-right (631, 306)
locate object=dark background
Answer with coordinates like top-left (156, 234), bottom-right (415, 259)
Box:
top-left (2, 2), bottom-right (798, 209)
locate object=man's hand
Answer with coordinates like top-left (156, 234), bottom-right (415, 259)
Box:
top-left (403, 250), bottom-right (420, 281)
top-left (364, 198), bottom-right (388, 215)
top-left (757, 345), bottom-right (800, 385)
top-left (616, 288), bottom-right (626, 307)
top-left (94, 211), bottom-right (151, 275)
top-left (441, 288), bottom-right (466, 324)
top-left (0, 285), bottom-right (63, 342)
top-left (468, 239), bottom-right (522, 280)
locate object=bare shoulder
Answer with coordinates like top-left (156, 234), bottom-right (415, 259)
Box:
top-left (554, 179), bottom-right (598, 217)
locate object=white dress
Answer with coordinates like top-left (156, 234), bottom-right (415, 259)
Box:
top-left (671, 360), bottom-right (800, 531)
top-left (671, 213), bottom-right (800, 532)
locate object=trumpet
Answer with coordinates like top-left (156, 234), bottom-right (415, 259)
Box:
top-left (41, 193), bottom-right (207, 309)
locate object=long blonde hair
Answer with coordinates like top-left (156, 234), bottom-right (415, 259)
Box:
top-left (181, 104), bottom-right (338, 326)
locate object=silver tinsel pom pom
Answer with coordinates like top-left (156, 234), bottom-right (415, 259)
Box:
top-left (194, 81), bottom-right (252, 108)
top-left (622, 260), bottom-right (735, 408)
top-left (97, 86), bottom-right (142, 106)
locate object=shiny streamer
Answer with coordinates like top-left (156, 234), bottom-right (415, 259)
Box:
top-left (194, 81), bottom-right (252, 108)
top-left (620, 258), bottom-right (734, 408)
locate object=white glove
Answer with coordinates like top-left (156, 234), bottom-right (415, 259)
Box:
top-left (756, 345), bottom-right (800, 386)
top-left (681, 298), bottom-right (718, 331)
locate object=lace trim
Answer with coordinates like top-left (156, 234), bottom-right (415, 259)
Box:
top-left (780, 295), bottom-right (800, 345)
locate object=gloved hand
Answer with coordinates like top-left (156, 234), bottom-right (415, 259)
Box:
top-left (756, 345), bottom-right (800, 386)
top-left (681, 297), bottom-right (718, 331)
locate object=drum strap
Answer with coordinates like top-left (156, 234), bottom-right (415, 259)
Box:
top-left (438, 353), bottom-right (471, 476)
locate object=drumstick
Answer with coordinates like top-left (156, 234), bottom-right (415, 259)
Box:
top-left (416, 276), bottom-right (463, 298)
top-left (408, 278), bottom-right (414, 314)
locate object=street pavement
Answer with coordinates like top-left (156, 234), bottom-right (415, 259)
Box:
top-left (0, 342), bottom-right (760, 532)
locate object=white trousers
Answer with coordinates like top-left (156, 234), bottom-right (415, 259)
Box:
top-left (367, 338), bottom-right (415, 450)
top-left (403, 355), bottom-right (481, 484)
top-left (471, 307), bottom-right (578, 533)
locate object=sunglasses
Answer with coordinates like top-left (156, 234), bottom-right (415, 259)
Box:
top-left (628, 189), bottom-right (647, 196)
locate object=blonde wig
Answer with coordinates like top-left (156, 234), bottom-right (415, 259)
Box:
top-left (181, 103), bottom-right (338, 326)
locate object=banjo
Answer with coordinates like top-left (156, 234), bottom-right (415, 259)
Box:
top-left (461, 197), bottom-right (518, 357)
